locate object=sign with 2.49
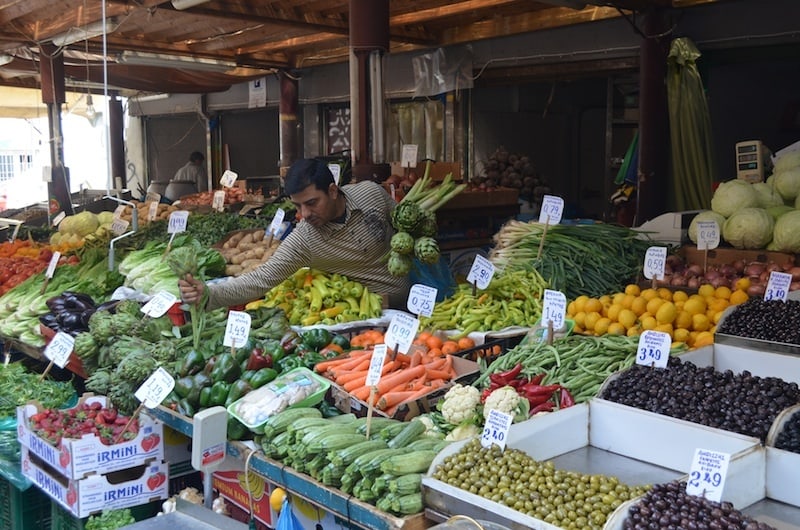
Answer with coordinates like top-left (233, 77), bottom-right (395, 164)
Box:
top-left (686, 448), bottom-right (729, 502)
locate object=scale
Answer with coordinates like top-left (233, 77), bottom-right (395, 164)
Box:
top-left (735, 140), bottom-right (767, 183)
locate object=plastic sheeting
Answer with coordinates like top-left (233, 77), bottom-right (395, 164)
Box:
top-left (412, 47), bottom-right (474, 98)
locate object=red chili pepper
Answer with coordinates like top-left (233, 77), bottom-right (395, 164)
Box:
top-left (507, 378), bottom-right (525, 389)
top-left (520, 383), bottom-right (561, 397)
top-left (489, 373), bottom-right (508, 387)
top-left (531, 401), bottom-right (555, 415)
top-left (528, 373), bottom-right (546, 386)
top-left (559, 388), bottom-right (576, 409)
top-left (493, 363), bottom-right (523, 384)
top-left (525, 393), bottom-right (553, 408)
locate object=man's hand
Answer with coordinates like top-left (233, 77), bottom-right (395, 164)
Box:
top-left (178, 273), bottom-right (207, 305)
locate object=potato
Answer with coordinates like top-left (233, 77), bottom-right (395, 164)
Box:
top-left (237, 232), bottom-right (254, 247)
top-left (240, 258), bottom-right (265, 270)
top-left (225, 264), bottom-right (243, 276)
top-left (223, 232), bottom-right (245, 249)
top-left (251, 229), bottom-right (265, 241)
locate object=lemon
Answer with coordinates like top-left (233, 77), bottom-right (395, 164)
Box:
top-left (692, 313), bottom-right (711, 332)
top-left (646, 297), bottom-right (665, 315)
top-left (599, 294), bottom-right (612, 306)
top-left (624, 284), bottom-right (641, 296)
top-left (584, 311), bottom-right (602, 332)
top-left (655, 322), bottom-right (673, 335)
top-left (567, 300), bottom-right (577, 316)
top-left (675, 310), bottom-right (693, 331)
top-left (714, 286), bottom-right (732, 300)
top-left (641, 315), bottom-right (657, 331)
top-left (584, 298), bottom-right (603, 314)
top-left (655, 302), bottom-right (677, 324)
top-left (698, 284), bottom-right (715, 298)
top-left (683, 297), bottom-right (707, 316)
top-left (622, 294), bottom-right (636, 309)
top-left (673, 328), bottom-right (690, 343)
top-left (607, 303), bottom-right (623, 322)
top-left (612, 292), bottom-right (627, 306)
top-left (573, 311), bottom-right (587, 329)
top-left (594, 317), bottom-right (612, 335)
top-left (573, 295), bottom-right (589, 313)
top-left (735, 277), bottom-right (751, 291)
top-left (640, 288), bottom-right (658, 301)
top-left (694, 331), bottom-right (714, 347)
top-left (631, 297), bottom-right (648, 316)
top-left (658, 287), bottom-right (673, 301)
top-left (627, 325), bottom-right (642, 337)
top-left (617, 308), bottom-right (637, 330)
top-left (672, 290), bottom-right (688, 303)
top-left (730, 289), bottom-right (749, 305)
top-left (270, 487), bottom-right (287, 513)
top-left (607, 322), bottom-right (626, 335)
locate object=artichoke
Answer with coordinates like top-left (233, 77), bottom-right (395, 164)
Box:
top-left (390, 231), bottom-right (415, 255)
top-left (73, 332), bottom-right (99, 359)
top-left (387, 251), bottom-right (413, 277)
top-left (414, 237), bottom-right (440, 265)
top-left (88, 310), bottom-right (115, 344)
top-left (416, 211), bottom-right (438, 238)
top-left (85, 369), bottom-right (113, 395)
top-left (391, 202), bottom-right (423, 233)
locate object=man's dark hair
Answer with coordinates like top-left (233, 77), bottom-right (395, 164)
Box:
top-left (285, 158), bottom-right (334, 195)
top-left (189, 151), bottom-right (205, 163)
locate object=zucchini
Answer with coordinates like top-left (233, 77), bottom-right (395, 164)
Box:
top-left (262, 430), bottom-right (293, 459)
top-left (262, 407), bottom-right (321, 438)
top-left (321, 462), bottom-right (347, 486)
top-left (360, 448), bottom-right (410, 476)
top-left (307, 433), bottom-right (367, 454)
top-left (405, 438), bottom-right (445, 451)
top-left (376, 492), bottom-right (397, 513)
top-left (388, 473), bottom-right (422, 495)
top-left (371, 472), bottom-right (394, 497)
top-left (378, 422), bottom-right (407, 441)
top-left (379, 450), bottom-right (437, 475)
top-left (355, 417), bottom-right (399, 435)
top-left (387, 418), bottom-right (425, 449)
top-left (391, 492), bottom-right (424, 515)
top-left (330, 439), bottom-right (388, 467)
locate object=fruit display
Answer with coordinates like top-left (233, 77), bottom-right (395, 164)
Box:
top-left (50, 210), bottom-right (115, 248)
top-left (717, 298), bottom-right (800, 345)
top-left (775, 409), bottom-right (800, 454)
top-left (28, 401), bottom-right (139, 446)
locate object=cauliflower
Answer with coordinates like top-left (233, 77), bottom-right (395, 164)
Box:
top-left (483, 386), bottom-right (529, 423)
top-left (440, 384), bottom-right (482, 425)
top-left (445, 423), bottom-right (481, 441)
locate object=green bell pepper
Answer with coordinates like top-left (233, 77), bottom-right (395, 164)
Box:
top-left (198, 386), bottom-right (213, 409)
top-left (174, 376), bottom-right (197, 399)
top-left (262, 339), bottom-right (285, 364)
top-left (250, 367), bottom-right (278, 389)
top-left (301, 328), bottom-right (333, 350)
top-left (277, 355), bottom-right (304, 373)
top-left (301, 351), bottom-right (326, 370)
top-left (209, 381), bottom-right (231, 407)
top-left (179, 349), bottom-right (206, 377)
top-left (225, 379), bottom-right (252, 408)
top-left (177, 398), bottom-right (196, 417)
top-left (240, 370), bottom-right (257, 384)
top-left (227, 416), bottom-right (249, 441)
top-left (210, 352), bottom-right (242, 384)
top-left (331, 334), bottom-right (351, 351)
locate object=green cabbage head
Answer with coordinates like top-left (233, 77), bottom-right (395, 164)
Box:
top-left (711, 180), bottom-right (758, 217)
top-left (688, 210), bottom-right (726, 245)
top-left (771, 210), bottom-right (800, 253)
top-left (752, 182), bottom-right (784, 208)
top-left (722, 207), bottom-right (774, 249)
top-left (775, 167), bottom-right (800, 201)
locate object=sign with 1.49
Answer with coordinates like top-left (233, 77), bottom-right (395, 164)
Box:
top-left (635, 330), bottom-right (671, 368)
top-left (481, 409), bottom-right (513, 450)
top-left (383, 312), bottom-right (420, 354)
top-left (542, 289), bottom-right (567, 331)
top-left (223, 310), bottom-right (252, 347)
top-left (686, 448), bottom-right (730, 503)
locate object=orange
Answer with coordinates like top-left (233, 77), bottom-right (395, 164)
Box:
top-left (428, 347), bottom-right (443, 357)
top-left (457, 337), bottom-right (476, 350)
top-left (441, 341), bottom-right (460, 355)
top-left (425, 335), bottom-right (444, 350)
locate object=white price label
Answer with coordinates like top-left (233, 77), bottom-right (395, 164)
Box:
top-left (168, 210), bottom-right (189, 234)
top-left (110, 218), bottom-right (130, 235)
top-left (269, 208), bottom-right (286, 235)
top-left (134, 367), bottom-right (176, 409)
top-left (328, 164), bottom-right (341, 185)
top-left (538, 195), bottom-right (564, 225)
top-left (542, 289), bottom-right (567, 331)
top-left (481, 409), bottom-right (513, 450)
top-left (696, 220), bottom-right (720, 251)
top-left (45, 251), bottom-right (61, 279)
top-left (686, 448), bottom-right (730, 503)
top-left (145, 191), bottom-right (161, 203)
top-left (384, 312), bottom-right (420, 354)
top-left (141, 291), bottom-right (178, 318)
top-left (366, 344), bottom-right (388, 387)
top-left (148, 201), bottom-right (159, 222)
top-left (407, 284), bottom-right (437, 317)
top-left (223, 310), bottom-right (252, 347)
top-left (643, 246), bottom-right (667, 280)
top-left (113, 204), bottom-right (126, 219)
top-left (401, 144), bottom-right (419, 168)
top-left (636, 330), bottom-right (672, 368)
top-left (220, 170), bottom-right (238, 188)
top-left (466, 254), bottom-right (495, 290)
top-left (212, 190), bottom-right (226, 212)
top-left (44, 332), bottom-right (75, 369)
top-left (52, 211), bottom-right (66, 227)
top-left (765, 271), bottom-right (792, 302)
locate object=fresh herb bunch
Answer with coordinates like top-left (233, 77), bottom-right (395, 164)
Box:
top-left (85, 508), bottom-right (136, 530)
top-left (0, 362), bottom-right (75, 417)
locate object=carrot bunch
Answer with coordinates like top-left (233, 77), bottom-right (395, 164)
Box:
top-left (315, 347), bottom-right (458, 416)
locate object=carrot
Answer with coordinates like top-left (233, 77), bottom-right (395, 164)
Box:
top-left (343, 375), bottom-right (369, 392)
top-left (314, 350), bottom-right (371, 373)
top-left (330, 357), bottom-right (371, 378)
top-left (409, 350), bottom-right (423, 368)
top-left (352, 385), bottom-right (374, 402)
top-left (376, 391), bottom-right (417, 411)
top-left (425, 368), bottom-right (454, 381)
top-left (423, 357), bottom-right (447, 371)
top-left (375, 365), bottom-right (426, 395)
top-left (335, 370), bottom-right (369, 385)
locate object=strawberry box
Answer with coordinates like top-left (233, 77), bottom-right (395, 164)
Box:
top-left (21, 445), bottom-right (168, 519)
top-left (17, 395), bottom-right (164, 480)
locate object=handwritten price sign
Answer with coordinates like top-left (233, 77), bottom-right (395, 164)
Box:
top-left (466, 255), bottom-right (495, 290)
top-left (384, 312), bottom-right (420, 354)
top-left (223, 311), bottom-right (252, 347)
top-left (269, 208), bottom-right (286, 235)
top-left (45, 251), bottom-right (61, 279)
top-left (765, 271), bottom-right (791, 302)
top-left (110, 218), bottom-right (130, 236)
top-left (168, 211), bottom-right (189, 234)
top-left (44, 332), bottom-right (75, 369)
top-left (696, 221), bottom-right (720, 251)
top-left (220, 170), bottom-right (238, 188)
top-left (366, 344), bottom-right (388, 387)
top-left (538, 195), bottom-right (564, 225)
top-left (643, 246), bottom-right (667, 280)
top-left (481, 409), bottom-right (513, 450)
top-left (636, 330), bottom-right (671, 368)
top-left (212, 190), bottom-right (226, 212)
top-left (148, 201), bottom-right (159, 222)
top-left (542, 289), bottom-right (567, 331)
top-left (407, 284), bottom-right (437, 317)
top-left (141, 291), bottom-right (177, 318)
top-left (686, 448), bottom-right (730, 503)
top-left (135, 367), bottom-right (176, 409)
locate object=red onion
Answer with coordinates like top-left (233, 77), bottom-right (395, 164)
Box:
top-left (744, 262), bottom-right (766, 277)
top-left (705, 270), bottom-right (722, 281)
top-left (686, 264), bottom-right (703, 277)
top-left (747, 284), bottom-right (766, 297)
top-left (766, 262), bottom-right (783, 273)
top-left (789, 267), bottom-right (800, 281)
top-left (671, 276), bottom-right (687, 287)
top-left (732, 259), bottom-right (746, 273)
top-left (687, 277), bottom-right (700, 289)
top-left (791, 281), bottom-right (800, 291)
top-left (719, 264), bottom-right (736, 278)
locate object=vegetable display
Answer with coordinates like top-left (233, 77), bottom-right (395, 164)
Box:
top-left (217, 228), bottom-right (280, 276)
top-left (489, 220), bottom-right (652, 299)
top-left (717, 298), bottom-right (800, 345)
top-left (85, 508), bottom-right (137, 530)
top-left (0, 362), bottom-right (75, 417)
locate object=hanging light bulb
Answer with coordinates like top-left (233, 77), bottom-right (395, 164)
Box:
top-left (85, 92), bottom-right (96, 119)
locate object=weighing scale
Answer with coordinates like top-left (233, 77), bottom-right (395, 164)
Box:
top-left (736, 140), bottom-right (768, 183)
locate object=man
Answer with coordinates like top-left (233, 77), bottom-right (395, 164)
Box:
top-left (179, 158), bottom-right (409, 310)
top-left (171, 151), bottom-right (206, 189)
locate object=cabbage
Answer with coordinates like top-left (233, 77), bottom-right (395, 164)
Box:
top-left (722, 207), bottom-right (774, 249)
top-left (774, 167), bottom-right (800, 201)
top-left (774, 151), bottom-right (800, 173)
top-left (711, 180), bottom-right (759, 217)
top-left (771, 210), bottom-right (800, 253)
top-left (687, 210), bottom-right (726, 245)
top-left (97, 211), bottom-right (115, 224)
top-left (752, 182), bottom-right (784, 208)
top-left (767, 204), bottom-right (794, 221)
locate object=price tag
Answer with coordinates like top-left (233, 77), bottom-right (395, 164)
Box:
top-left (542, 289), bottom-right (567, 331)
top-left (407, 284), bottom-right (437, 317)
top-left (148, 201), bottom-right (159, 222)
top-left (538, 195), bottom-right (564, 225)
top-left (269, 208), bottom-right (286, 235)
top-left (220, 170), bottom-right (238, 188)
top-left (466, 254), bottom-right (495, 290)
top-left (145, 191), bottom-right (162, 203)
top-left (44, 332), bottom-right (75, 369)
top-left (168, 210), bottom-right (189, 234)
top-left (686, 448), bottom-right (730, 503)
top-left (223, 310), bottom-right (252, 347)
top-left (134, 367), bottom-right (176, 409)
top-left (212, 190), bottom-right (226, 212)
top-left (480, 409), bottom-right (513, 450)
top-left (328, 164), bottom-right (341, 185)
top-left (765, 271), bottom-right (792, 302)
top-left (643, 246), bottom-right (667, 280)
top-left (366, 344), bottom-right (388, 387)
top-left (636, 330), bottom-right (671, 368)
top-left (110, 217), bottom-right (130, 235)
top-left (401, 144), bottom-right (419, 168)
top-left (52, 211), bottom-right (66, 227)
top-left (384, 312), bottom-right (420, 354)
top-left (696, 220), bottom-right (720, 251)
top-left (141, 291), bottom-right (178, 318)
top-left (113, 204), bottom-right (126, 219)
top-left (45, 251), bottom-right (61, 279)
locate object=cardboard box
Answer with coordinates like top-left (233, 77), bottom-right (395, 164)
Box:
top-left (212, 469), bottom-right (273, 528)
top-left (22, 446), bottom-right (168, 518)
top-left (439, 187), bottom-right (520, 210)
top-left (327, 355), bottom-right (479, 420)
top-left (17, 395), bottom-right (164, 480)
top-left (678, 244), bottom-right (797, 268)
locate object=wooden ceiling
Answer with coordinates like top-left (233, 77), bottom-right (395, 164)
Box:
top-left (0, 0), bottom-right (718, 95)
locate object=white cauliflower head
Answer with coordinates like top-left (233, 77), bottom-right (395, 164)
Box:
top-left (483, 385), bottom-right (528, 422)
top-left (440, 383), bottom-right (481, 425)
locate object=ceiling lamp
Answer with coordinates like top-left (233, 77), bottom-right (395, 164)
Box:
top-left (171, 0), bottom-right (211, 10)
top-left (50, 18), bottom-right (120, 47)
top-left (117, 51), bottom-right (237, 72)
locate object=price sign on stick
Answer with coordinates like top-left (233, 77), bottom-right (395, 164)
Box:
top-left (538, 195), bottom-right (564, 225)
top-left (110, 218), bottom-right (130, 235)
top-left (142, 291), bottom-right (177, 318)
top-left (401, 144), bottom-right (419, 168)
top-left (366, 344), bottom-right (388, 386)
top-left (328, 164), bottom-right (341, 185)
top-left (223, 311), bottom-right (252, 347)
top-left (168, 211), bottom-right (189, 234)
top-left (765, 271), bottom-right (791, 302)
top-left (220, 170), bottom-right (238, 188)
top-left (696, 221), bottom-right (720, 251)
top-left (44, 332), bottom-right (75, 369)
top-left (269, 208), bottom-right (286, 235)
top-left (481, 409), bottom-right (513, 450)
top-left (52, 211), bottom-right (66, 227)
top-left (145, 191), bottom-right (161, 204)
top-left (542, 289), bottom-right (567, 331)
top-left (407, 284), bottom-right (437, 317)
top-left (135, 367), bottom-right (176, 409)
top-left (384, 312), bottom-right (420, 354)
top-left (212, 190), bottom-right (226, 212)
top-left (45, 251), bottom-right (61, 279)
top-left (467, 255), bottom-right (495, 290)
top-left (148, 201), bottom-right (159, 222)
top-left (113, 204), bottom-right (126, 219)
top-left (643, 246), bottom-right (667, 280)
top-left (686, 448), bottom-right (730, 502)
top-left (636, 330), bottom-right (671, 368)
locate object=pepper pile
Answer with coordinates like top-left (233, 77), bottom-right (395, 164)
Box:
top-left (480, 362), bottom-right (575, 416)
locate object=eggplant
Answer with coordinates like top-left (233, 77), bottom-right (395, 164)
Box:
top-left (39, 313), bottom-right (59, 328)
top-left (57, 311), bottom-right (83, 330)
top-left (46, 295), bottom-right (66, 312)
top-left (80, 308), bottom-right (96, 327)
top-left (95, 300), bottom-right (120, 314)
top-left (62, 291), bottom-right (95, 312)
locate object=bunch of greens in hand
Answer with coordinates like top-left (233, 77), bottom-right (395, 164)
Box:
top-left (167, 243), bottom-right (208, 350)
